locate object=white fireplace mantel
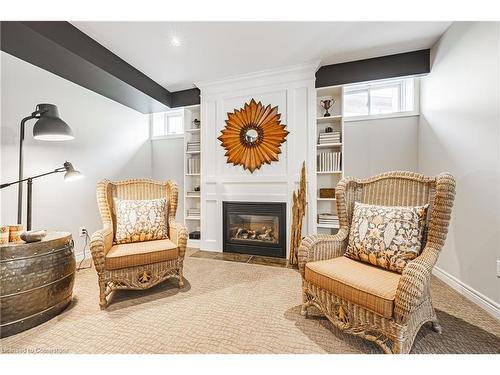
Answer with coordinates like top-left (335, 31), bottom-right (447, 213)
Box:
top-left (197, 63), bottom-right (318, 256)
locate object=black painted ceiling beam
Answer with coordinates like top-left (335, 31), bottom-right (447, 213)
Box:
top-left (316, 49), bottom-right (430, 88)
top-left (1, 20), bottom-right (425, 111)
top-left (171, 87), bottom-right (201, 108)
top-left (0, 21), bottom-right (200, 113)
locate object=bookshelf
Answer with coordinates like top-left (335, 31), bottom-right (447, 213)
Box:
top-left (314, 85), bottom-right (344, 234)
top-left (183, 104), bottom-right (201, 248)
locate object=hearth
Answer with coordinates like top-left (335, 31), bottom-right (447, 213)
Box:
top-left (223, 202), bottom-right (286, 258)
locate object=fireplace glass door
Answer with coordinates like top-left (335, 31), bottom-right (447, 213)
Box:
top-left (223, 202), bottom-right (286, 258)
top-left (228, 214), bottom-right (279, 244)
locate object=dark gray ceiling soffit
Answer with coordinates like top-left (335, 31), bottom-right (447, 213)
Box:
top-left (316, 49), bottom-right (430, 88)
top-left (0, 21), bottom-right (184, 113)
top-left (171, 87), bottom-right (201, 107)
top-left (1, 21), bottom-right (425, 111)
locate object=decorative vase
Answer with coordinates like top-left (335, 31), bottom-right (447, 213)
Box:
top-left (320, 99), bottom-right (335, 117)
top-left (193, 119), bottom-right (200, 129)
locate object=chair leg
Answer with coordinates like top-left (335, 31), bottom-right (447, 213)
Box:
top-left (431, 320), bottom-right (443, 334)
top-left (178, 266), bottom-right (184, 288)
top-left (301, 289), bottom-right (310, 316)
top-left (98, 280), bottom-right (108, 310)
top-left (392, 341), bottom-right (405, 354)
top-left (300, 304), bottom-right (309, 317)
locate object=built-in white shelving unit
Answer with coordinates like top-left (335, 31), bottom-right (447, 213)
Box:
top-left (313, 85), bottom-right (344, 234)
top-left (183, 104), bottom-right (202, 248)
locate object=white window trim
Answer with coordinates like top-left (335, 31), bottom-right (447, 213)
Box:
top-left (150, 109), bottom-right (184, 140)
top-left (150, 134), bottom-right (184, 141)
top-left (343, 111), bottom-right (419, 123)
top-left (343, 77), bottom-right (420, 121)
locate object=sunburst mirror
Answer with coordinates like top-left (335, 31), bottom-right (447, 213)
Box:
top-left (218, 99), bottom-right (289, 173)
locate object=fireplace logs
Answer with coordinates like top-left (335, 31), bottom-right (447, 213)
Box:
top-left (231, 226), bottom-right (277, 243)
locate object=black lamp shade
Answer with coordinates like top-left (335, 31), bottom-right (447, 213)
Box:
top-left (33, 104), bottom-right (74, 141)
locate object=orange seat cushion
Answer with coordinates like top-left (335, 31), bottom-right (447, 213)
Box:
top-left (105, 239), bottom-right (178, 270)
top-left (305, 256), bottom-right (401, 318)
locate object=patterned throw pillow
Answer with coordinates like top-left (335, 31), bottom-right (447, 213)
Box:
top-left (114, 198), bottom-right (168, 244)
top-left (345, 202), bottom-right (428, 273)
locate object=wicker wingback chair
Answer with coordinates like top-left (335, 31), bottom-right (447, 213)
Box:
top-left (90, 179), bottom-right (188, 309)
top-left (298, 171), bottom-right (456, 354)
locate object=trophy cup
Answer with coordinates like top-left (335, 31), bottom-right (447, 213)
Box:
top-left (320, 99), bottom-right (335, 117)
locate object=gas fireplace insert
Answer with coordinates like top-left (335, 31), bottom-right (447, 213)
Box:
top-left (222, 201), bottom-right (286, 258)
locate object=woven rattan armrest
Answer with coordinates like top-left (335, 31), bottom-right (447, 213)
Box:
top-left (298, 228), bottom-right (349, 277)
top-left (168, 220), bottom-right (188, 259)
top-left (90, 225), bottom-right (113, 274)
top-left (394, 246), bottom-right (440, 323)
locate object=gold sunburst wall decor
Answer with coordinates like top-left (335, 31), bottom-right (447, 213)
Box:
top-left (218, 99), bottom-right (289, 173)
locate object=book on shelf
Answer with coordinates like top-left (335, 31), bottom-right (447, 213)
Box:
top-left (186, 141), bottom-right (200, 152)
top-left (318, 131), bottom-right (341, 145)
top-left (187, 157), bottom-right (200, 174)
top-left (186, 191), bottom-right (200, 196)
top-left (187, 208), bottom-right (200, 217)
top-left (318, 213), bottom-right (338, 218)
top-left (317, 151), bottom-right (342, 172)
top-left (319, 131), bottom-right (340, 138)
top-left (318, 213), bottom-right (339, 225)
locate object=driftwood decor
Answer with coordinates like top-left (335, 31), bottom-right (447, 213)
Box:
top-left (289, 161), bottom-right (307, 266)
top-left (218, 99), bottom-right (289, 173)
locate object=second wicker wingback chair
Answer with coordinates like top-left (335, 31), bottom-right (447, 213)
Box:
top-left (298, 171), bottom-right (456, 354)
top-left (90, 179), bottom-right (188, 309)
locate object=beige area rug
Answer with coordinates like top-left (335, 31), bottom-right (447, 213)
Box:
top-left (1, 250), bottom-right (499, 354)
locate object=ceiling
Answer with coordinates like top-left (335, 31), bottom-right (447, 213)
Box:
top-left (72, 22), bottom-right (451, 92)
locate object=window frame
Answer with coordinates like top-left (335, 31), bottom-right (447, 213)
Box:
top-left (343, 77), bottom-right (419, 122)
top-left (150, 109), bottom-right (184, 140)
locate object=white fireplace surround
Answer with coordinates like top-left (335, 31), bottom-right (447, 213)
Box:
top-left (197, 63), bottom-right (319, 256)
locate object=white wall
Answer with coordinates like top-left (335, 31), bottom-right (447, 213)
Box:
top-left (151, 137), bottom-right (185, 222)
top-left (344, 115), bottom-right (419, 178)
top-left (419, 22), bottom-right (500, 304)
top-left (0, 52), bottom-right (151, 257)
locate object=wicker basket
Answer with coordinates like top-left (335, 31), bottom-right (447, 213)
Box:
top-left (319, 188), bottom-right (335, 198)
top-left (9, 225), bottom-right (23, 243)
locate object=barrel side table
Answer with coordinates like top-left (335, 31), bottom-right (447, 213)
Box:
top-left (0, 231), bottom-right (75, 338)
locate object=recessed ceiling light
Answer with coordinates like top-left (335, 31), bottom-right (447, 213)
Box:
top-left (171, 36), bottom-right (181, 47)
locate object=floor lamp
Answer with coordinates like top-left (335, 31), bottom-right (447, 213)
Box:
top-left (17, 104), bottom-right (74, 224)
top-left (1, 161), bottom-right (83, 231)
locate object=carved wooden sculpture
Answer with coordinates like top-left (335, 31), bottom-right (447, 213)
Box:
top-left (289, 161), bottom-right (307, 265)
top-left (218, 99), bottom-right (288, 173)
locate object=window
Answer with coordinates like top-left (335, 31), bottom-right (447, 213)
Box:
top-left (344, 77), bottom-right (417, 118)
top-left (150, 111), bottom-right (184, 138)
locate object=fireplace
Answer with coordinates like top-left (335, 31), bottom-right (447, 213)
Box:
top-left (223, 202), bottom-right (286, 258)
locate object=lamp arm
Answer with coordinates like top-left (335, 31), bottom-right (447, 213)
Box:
top-left (29, 168), bottom-right (65, 180)
top-left (1, 168), bottom-right (64, 189)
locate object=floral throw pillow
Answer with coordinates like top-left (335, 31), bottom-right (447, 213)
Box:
top-left (345, 202), bottom-right (428, 273)
top-left (114, 198), bottom-right (168, 244)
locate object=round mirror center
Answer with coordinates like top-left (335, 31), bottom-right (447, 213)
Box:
top-left (245, 128), bottom-right (259, 144)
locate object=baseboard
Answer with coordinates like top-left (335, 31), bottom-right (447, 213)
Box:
top-left (433, 266), bottom-right (500, 320)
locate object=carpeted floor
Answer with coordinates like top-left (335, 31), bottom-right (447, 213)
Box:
top-left (1, 249), bottom-right (499, 354)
